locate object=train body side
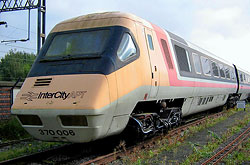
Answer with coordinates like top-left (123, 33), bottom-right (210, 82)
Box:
top-left (232, 65), bottom-right (250, 100)
top-left (148, 24), bottom-right (239, 116)
top-left (11, 12), bottom-right (250, 143)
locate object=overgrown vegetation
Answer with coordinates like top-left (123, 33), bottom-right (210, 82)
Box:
top-left (0, 49), bottom-right (36, 81)
top-left (119, 105), bottom-right (249, 164)
top-left (0, 116), bottom-right (30, 141)
top-left (0, 117), bottom-right (66, 162)
top-left (223, 138), bottom-right (250, 164)
top-left (0, 141), bottom-right (64, 162)
top-left (183, 110), bottom-right (250, 164)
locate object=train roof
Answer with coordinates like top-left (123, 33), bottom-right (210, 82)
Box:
top-left (236, 66), bottom-right (250, 75)
top-left (51, 11), bottom-right (235, 68)
top-left (51, 11), bottom-right (152, 33)
top-left (165, 30), bottom-right (234, 67)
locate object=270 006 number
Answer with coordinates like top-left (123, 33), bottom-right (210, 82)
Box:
top-left (38, 129), bottom-right (75, 136)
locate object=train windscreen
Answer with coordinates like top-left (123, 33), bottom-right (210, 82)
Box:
top-left (28, 26), bottom-right (138, 77)
top-left (45, 30), bottom-right (110, 58)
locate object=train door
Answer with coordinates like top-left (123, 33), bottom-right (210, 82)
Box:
top-left (144, 28), bottom-right (159, 98)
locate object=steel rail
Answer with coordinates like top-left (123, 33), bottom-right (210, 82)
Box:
top-left (0, 143), bottom-right (72, 164)
top-left (0, 111), bottom-right (225, 164)
top-left (82, 112), bottom-right (224, 165)
top-left (202, 127), bottom-right (250, 165)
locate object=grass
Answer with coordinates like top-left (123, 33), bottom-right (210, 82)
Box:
top-left (1, 105), bottom-right (249, 163)
top-left (182, 107), bottom-right (250, 164)
top-left (119, 105), bottom-right (250, 164)
top-left (0, 141), bottom-right (64, 162)
top-left (0, 116), bottom-right (30, 141)
top-left (223, 138), bottom-right (250, 164)
top-left (0, 116), bottom-right (66, 162)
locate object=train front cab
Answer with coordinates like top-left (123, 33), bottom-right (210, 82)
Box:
top-left (11, 13), bottom-right (155, 143)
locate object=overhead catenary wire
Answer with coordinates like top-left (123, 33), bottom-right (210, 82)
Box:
top-left (7, 24), bottom-right (37, 35)
top-left (0, 34), bottom-right (16, 39)
top-left (0, 36), bottom-right (37, 44)
top-left (0, 43), bottom-right (36, 51)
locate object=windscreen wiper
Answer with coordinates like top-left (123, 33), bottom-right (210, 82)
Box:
top-left (39, 54), bottom-right (101, 62)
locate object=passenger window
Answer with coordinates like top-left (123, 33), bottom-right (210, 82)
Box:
top-left (174, 45), bottom-right (191, 72)
top-left (147, 34), bottom-right (154, 50)
top-left (201, 57), bottom-right (211, 76)
top-left (192, 53), bottom-right (202, 74)
top-left (219, 64), bottom-right (225, 78)
top-left (240, 73), bottom-right (243, 82)
top-left (117, 33), bottom-right (137, 61)
top-left (231, 68), bottom-right (236, 80)
top-left (211, 61), bottom-right (219, 77)
top-left (224, 67), bottom-right (231, 79)
top-left (161, 39), bottom-right (173, 69)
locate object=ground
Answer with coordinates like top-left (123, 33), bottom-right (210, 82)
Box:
top-left (120, 107), bottom-right (250, 164)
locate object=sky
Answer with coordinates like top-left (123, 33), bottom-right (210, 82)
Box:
top-left (0, 0), bottom-right (250, 71)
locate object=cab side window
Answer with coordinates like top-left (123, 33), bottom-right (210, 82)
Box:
top-left (147, 34), bottom-right (154, 50)
top-left (117, 33), bottom-right (137, 61)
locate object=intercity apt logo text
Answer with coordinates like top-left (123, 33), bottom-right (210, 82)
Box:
top-left (20, 91), bottom-right (87, 101)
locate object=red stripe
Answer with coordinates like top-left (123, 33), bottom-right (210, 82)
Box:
top-left (151, 23), bottom-right (237, 89)
top-left (240, 85), bottom-right (250, 89)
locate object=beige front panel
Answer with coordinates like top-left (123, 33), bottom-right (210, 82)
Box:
top-left (12, 74), bottom-right (110, 110)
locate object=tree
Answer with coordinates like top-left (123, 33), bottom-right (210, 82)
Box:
top-left (0, 50), bottom-right (36, 81)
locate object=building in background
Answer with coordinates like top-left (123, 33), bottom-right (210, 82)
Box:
top-left (0, 81), bottom-right (22, 119)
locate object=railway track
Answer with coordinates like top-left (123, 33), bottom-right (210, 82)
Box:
top-left (0, 110), bottom-right (226, 164)
top-left (83, 111), bottom-right (224, 165)
top-left (0, 143), bottom-right (73, 164)
top-left (201, 126), bottom-right (250, 165)
top-left (0, 135), bottom-right (122, 164)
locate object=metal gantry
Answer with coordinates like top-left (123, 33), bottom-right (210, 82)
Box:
top-left (0, 0), bottom-right (46, 54)
top-left (0, 0), bottom-right (38, 12)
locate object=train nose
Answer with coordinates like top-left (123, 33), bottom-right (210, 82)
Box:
top-left (12, 74), bottom-right (111, 110)
top-left (12, 74), bottom-right (117, 142)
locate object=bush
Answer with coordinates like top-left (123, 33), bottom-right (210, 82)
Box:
top-left (0, 116), bottom-right (30, 141)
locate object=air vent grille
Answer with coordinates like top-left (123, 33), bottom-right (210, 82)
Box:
top-left (34, 78), bottom-right (52, 87)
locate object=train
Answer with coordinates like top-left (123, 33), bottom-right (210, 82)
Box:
top-left (11, 12), bottom-right (250, 143)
